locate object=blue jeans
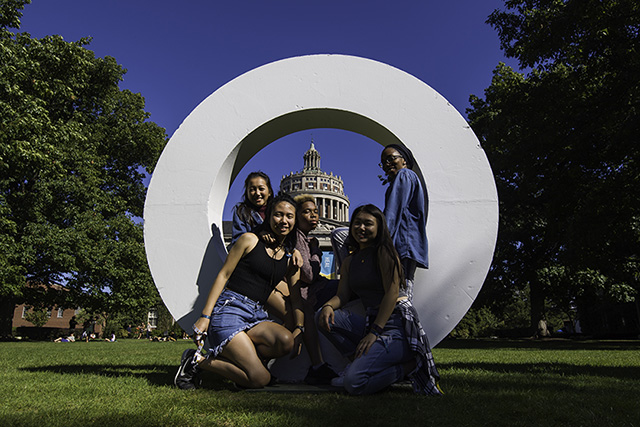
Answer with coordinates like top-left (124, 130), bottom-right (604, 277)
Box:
top-left (321, 308), bottom-right (413, 395)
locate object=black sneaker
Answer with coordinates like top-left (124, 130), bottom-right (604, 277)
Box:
top-left (304, 363), bottom-right (338, 385)
top-left (174, 349), bottom-right (201, 390)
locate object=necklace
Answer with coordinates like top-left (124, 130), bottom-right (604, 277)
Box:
top-left (270, 243), bottom-right (284, 259)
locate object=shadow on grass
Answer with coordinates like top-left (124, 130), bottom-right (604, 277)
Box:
top-left (20, 363), bottom-right (308, 392)
top-left (19, 363), bottom-right (239, 389)
top-left (438, 338), bottom-right (640, 351)
top-left (21, 363), bottom-right (176, 386)
top-left (438, 361), bottom-right (640, 381)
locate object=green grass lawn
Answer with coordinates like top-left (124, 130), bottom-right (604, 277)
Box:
top-left (1, 338), bottom-right (638, 426)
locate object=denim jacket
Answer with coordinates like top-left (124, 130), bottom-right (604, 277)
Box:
top-left (384, 168), bottom-right (429, 269)
top-left (229, 207), bottom-right (263, 247)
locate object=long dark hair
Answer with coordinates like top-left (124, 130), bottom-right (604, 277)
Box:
top-left (234, 171), bottom-right (274, 227)
top-left (347, 204), bottom-right (405, 288)
top-left (256, 192), bottom-right (298, 255)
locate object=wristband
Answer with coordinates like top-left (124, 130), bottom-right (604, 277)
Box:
top-left (321, 303), bottom-right (334, 311)
top-left (200, 314), bottom-right (211, 319)
top-left (370, 323), bottom-right (384, 335)
top-left (295, 325), bottom-right (305, 333)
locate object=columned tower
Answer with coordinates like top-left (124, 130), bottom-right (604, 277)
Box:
top-left (280, 143), bottom-right (350, 223)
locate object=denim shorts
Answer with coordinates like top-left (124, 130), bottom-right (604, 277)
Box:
top-left (207, 289), bottom-right (272, 358)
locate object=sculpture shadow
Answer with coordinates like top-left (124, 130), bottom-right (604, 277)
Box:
top-left (20, 362), bottom-right (234, 390)
top-left (176, 222), bottom-right (228, 333)
top-left (21, 363), bottom-right (179, 387)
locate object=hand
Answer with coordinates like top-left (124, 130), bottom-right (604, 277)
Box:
top-left (193, 316), bottom-right (210, 341)
top-left (290, 328), bottom-right (304, 358)
top-left (355, 333), bottom-right (377, 358)
top-left (193, 332), bottom-right (206, 349)
top-left (259, 230), bottom-right (276, 245)
top-left (319, 306), bottom-right (334, 332)
top-left (292, 251), bottom-right (303, 269)
top-left (309, 237), bottom-right (319, 249)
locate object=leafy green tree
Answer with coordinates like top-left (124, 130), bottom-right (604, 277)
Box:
top-left (468, 0), bottom-right (640, 331)
top-left (0, 0), bottom-right (167, 335)
top-left (24, 307), bottom-right (48, 328)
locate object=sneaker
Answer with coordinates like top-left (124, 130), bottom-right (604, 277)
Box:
top-left (304, 363), bottom-right (338, 385)
top-left (330, 374), bottom-right (344, 388)
top-left (174, 349), bottom-right (201, 390)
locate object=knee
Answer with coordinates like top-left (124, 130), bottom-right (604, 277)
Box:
top-left (275, 329), bottom-right (293, 355)
top-left (246, 369), bottom-right (272, 388)
top-left (343, 371), bottom-right (368, 396)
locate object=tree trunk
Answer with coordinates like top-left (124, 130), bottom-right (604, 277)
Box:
top-left (0, 298), bottom-right (15, 338)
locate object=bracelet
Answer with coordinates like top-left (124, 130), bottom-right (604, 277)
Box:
top-left (295, 325), bottom-right (305, 333)
top-left (321, 303), bottom-right (334, 311)
top-left (200, 314), bottom-right (211, 319)
top-left (369, 324), bottom-right (384, 335)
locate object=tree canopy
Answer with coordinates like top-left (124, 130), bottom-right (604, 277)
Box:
top-left (468, 0), bottom-right (639, 331)
top-left (0, 0), bottom-right (167, 334)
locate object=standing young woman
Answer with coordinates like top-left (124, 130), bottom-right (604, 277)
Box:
top-left (319, 204), bottom-right (441, 396)
top-left (379, 144), bottom-right (428, 301)
top-left (175, 193), bottom-right (305, 389)
top-left (230, 171), bottom-right (274, 247)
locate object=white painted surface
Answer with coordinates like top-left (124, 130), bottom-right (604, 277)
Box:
top-left (143, 54), bottom-right (498, 347)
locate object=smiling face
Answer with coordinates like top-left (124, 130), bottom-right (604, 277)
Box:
top-left (380, 147), bottom-right (407, 180)
top-left (350, 211), bottom-right (379, 249)
top-left (269, 201), bottom-right (296, 239)
top-left (297, 200), bottom-right (318, 234)
top-left (246, 177), bottom-right (271, 208)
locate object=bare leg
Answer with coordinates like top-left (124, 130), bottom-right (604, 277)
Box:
top-left (302, 299), bottom-right (324, 366)
top-left (267, 282), bottom-right (325, 365)
top-left (246, 321), bottom-right (293, 359)
top-left (266, 281), bottom-right (294, 329)
top-left (198, 322), bottom-right (293, 388)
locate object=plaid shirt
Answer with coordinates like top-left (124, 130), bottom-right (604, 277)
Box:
top-left (367, 299), bottom-right (443, 396)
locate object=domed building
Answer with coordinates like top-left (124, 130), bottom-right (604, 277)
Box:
top-left (280, 142), bottom-right (350, 225)
top-left (223, 142), bottom-right (348, 275)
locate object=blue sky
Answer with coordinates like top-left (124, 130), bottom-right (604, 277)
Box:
top-left (18, 0), bottom-right (516, 219)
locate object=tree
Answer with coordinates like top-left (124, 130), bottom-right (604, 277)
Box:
top-left (0, 0), bottom-right (167, 335)
top-left (467, 0), bottom-right (640, 331)
top-left (24, 307), bottom-right (48, 328)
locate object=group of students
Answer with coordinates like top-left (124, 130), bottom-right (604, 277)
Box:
top-left (174, 144), bottom-right (442, 396)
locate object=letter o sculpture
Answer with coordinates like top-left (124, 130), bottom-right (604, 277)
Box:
top-left (143, 54), bottom-right (498, 346)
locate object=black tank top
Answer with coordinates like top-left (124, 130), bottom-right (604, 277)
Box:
top-left (226, 239), bottom-right (289, 304)
top-left (348, 246), bottom-right (385, 309)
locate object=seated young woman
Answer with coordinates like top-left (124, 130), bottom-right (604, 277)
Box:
top-left (318, 204), bottom-right (442, 396)
top-left (175, 193), bottom-right (305, 390)
top-left (266, 194), bottom-right (338, 384)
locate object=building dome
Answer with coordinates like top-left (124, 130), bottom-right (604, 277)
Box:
top-left (280, 142), bottom-right (350, 223)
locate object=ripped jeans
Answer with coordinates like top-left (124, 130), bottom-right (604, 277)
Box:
top-left (320, 307), bottom-right (413, 395)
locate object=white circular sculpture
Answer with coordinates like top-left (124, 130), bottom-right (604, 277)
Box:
top-left (143, 54), bottom-right (498, 346)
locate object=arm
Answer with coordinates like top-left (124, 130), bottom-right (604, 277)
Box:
top-left (230, 207), bottom-right (253, 246)
top-left (384, 170), bottom-right (415, 238)
top-left (354, 249), bottom-right (401, 358)
top-left (286, 250), bottom-right (305, 331)
top-left (371, 249), bottom-right (401, 332)
top-left (308, 238), bottom-right (322, 282)
top-left (193, 233), bottom-right (257, 334)
top-left (286, 250), bottom-right (305, 357)
top-left (318, 256), bottom-right (353, 331)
